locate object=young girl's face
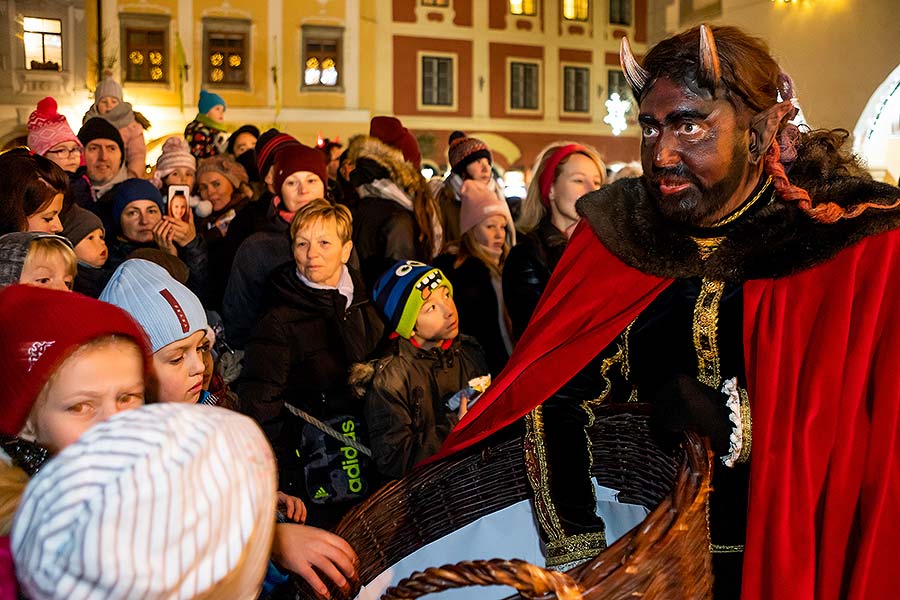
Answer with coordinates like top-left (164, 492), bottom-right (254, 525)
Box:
top-left (25, 339), bottom-right (144, 454)
top-left (152, 330), bottom-right (208, 404)
top-left (26, 193), bottom-right (64, 234)
top-left (472, 214), bottom-right (508, 262)
top-left (163, 167), bottom-right (195, 188)
top-left (19, 250), bottom-right (74, 291)
top-left (96, 96), bottom-right (120, 115)
top-left (206, 105), bottom-right (225, 123)
top-left (74, 228), bottom-right (108, 268)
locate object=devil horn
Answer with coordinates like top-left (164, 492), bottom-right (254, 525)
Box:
top-left (620, 36), bottom-right (649, 96)
top-left (699, 24), bottom-right (721, 88)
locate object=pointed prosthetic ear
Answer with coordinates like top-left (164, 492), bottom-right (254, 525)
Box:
top-left (749, 100), bottom-right (795, 163)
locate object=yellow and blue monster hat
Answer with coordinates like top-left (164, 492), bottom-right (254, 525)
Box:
top-left (372, 260), bottom-right (453, 339)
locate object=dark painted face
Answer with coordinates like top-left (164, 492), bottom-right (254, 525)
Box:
top-left (639, 77), bottom-right (752, 226)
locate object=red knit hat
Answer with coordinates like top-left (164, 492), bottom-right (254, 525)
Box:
top-left (27, 97), bottom-right (82, 157)
top-left (273, 143), bottom-right (328, 195)
top-left (369, 116), bottom-right (421, 169)
top-left (0, 285), bottom-right (151, 436)
top-left (255, 130), bottom-right (301, 178)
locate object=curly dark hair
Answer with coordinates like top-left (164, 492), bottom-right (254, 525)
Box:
top-left (0, 147), bottom-right (69, 234)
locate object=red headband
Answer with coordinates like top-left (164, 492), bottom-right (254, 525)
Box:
top-left (538, 144), bottom-right (589, 206)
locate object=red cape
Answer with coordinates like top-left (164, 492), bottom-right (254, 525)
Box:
top-left (426, 222), bottom-right (900, 599)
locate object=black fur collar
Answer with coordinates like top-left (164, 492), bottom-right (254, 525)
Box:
top-left (577, 176), bottom-right (900, 281)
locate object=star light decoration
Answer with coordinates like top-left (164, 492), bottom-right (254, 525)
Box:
top-left (604, 92), bottom-right (631, 136)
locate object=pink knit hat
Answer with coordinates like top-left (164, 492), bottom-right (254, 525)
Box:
top-left (459, 179), bottom-right (513, 235)
top-left (27, 97), bottom-right (82, 157)
top-left (152, 137), bottom-right (196, 188)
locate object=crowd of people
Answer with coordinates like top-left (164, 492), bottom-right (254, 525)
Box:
top-left (2, 22), bottom-right (898, 600)
top-left (0, 61), bottom-right (613, 599)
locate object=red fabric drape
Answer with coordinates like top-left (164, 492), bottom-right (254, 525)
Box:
top-left (426, 221), bottom-right (900, 598)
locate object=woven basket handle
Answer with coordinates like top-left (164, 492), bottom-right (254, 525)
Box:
top-left (380, 558), bottom-right (583, 600)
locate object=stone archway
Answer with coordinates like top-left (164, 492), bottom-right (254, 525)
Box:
top-left (852, 64), bottom-right (900, 184)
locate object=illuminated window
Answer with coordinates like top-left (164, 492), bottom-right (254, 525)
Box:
top-left (610, 0), bottom-right (632, 25)
top-left (510, 61), bottom-right (540, 110)
top-left (23, 17), bottom-right (62, 70)
top-left (121, 15), bottom-right (168, 84)
top-left (563, 0), bottom-right (589, 21)
top-left (303, 26), bottom-right (343, 90)
top-left (563, 66), bottom-right (589, 113)
top-left (203, 18), bottom-right (249, 88)
top-left (422, 0), bottom-right (450, 5)
top-left (509, 0), bottom-right (537, 16)
top-left (421, 56), bottom-right (454, 106)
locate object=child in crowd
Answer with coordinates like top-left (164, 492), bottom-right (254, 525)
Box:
top-left (60, 205), bottom-right (109, 297)
top-left (228, 124), bottom-right (260, 158)
top-left (0, 148), bottom-right (68, 236)
top-left (433, 180), bottom-right (515, 376)
top-left (185, 90), bottom-right (228, 159)
top-left (0, 233), bottom-right (76, 292)
top-left (432, 131), bottom-right (512, 247)
top-left (82, 72), bottom-right (148, 177)
top-left (26, 97), bottom-right (83, 173)
top-left (363, 260), bottom-right (489, 479)
top-left (12, 403), bottom-right (277, 600)
top-left (100, 259), bottom-right (209, 405)
top-left (151, 136), bottom-right (212, 217)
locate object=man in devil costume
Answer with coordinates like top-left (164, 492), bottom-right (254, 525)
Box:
top-left (426, 25), bottom-right (900, 599)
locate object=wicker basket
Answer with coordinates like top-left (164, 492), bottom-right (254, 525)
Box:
top-left (288, 404), bottom-right (713, 599)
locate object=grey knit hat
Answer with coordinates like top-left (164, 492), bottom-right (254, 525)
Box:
top-left (94, 74), bottom-right (123, 103)
top-left (0, 232), bottom-right (73, 289)
top-left (60, 205), bottom-right (104, 248)
top-left (99, 259), bottom-right (208, 352)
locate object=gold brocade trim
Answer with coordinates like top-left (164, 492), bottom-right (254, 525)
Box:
top-left (621, 320), bottom-right (640, 402)
top-left (545, 531), bottom-right (608, 566)
top-left (709, 176), bottom-right (773, 228)
top-left (691, 236), bottom-right (725, 261)
top-left (524, 408), bottom-right (606, 567)
top-left (736, 386), bottom-right (752, 464)
top-left (692, 278), bottom-right (725, 388)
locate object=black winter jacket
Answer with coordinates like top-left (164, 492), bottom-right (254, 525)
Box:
top-left (364, 335), bottom-right (488, 479)
top-left (502, 216), bottom-right (568, 340)
top-left (432, 253), bottom-right (511, 377)
top-left (352, 196), bottom-right (419, 291)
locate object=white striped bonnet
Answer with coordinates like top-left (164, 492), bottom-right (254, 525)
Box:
top-left (11, 403), bottom-right (277, 600)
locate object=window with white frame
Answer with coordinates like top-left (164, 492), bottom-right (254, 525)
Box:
top-left (421, 55), bottom-right (454, 107)
top-left (563, 0), bottom-right (589, 21)
top-left (509, 0), bottom-right (538, 16)
top-left (563, 66), bottom-right (590, 113)
top-left (203, 18), bottom-right (250, 88)
top-left (303, 26), bottom-right (343, 89)
top-left (510, 61), bottom-right (540, 110)
top-left (609, 0), bottom-right (632, 26)
top-left (23, 17), bottom-right (62, 70)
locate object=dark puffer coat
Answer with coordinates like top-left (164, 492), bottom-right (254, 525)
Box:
top-left (363, 335), bottom-right (488, 479)
top-left (237, 262), bottom-right (384, 527)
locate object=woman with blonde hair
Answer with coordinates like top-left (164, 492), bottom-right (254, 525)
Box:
top-left (503, 142), bottom-right (605, 340)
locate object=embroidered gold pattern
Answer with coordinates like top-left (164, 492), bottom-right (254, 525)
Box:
top-left (693, 278), bottom-right (725, 388)
top-left (524, 407), bottom-right (607, 567)
top-left (691, 236), bottom-right (725, 261)
top-left (736, 385), bottom-right (752, 464)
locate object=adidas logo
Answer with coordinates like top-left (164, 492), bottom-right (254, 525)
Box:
top-left (314, 487), bottom-right (330, 499)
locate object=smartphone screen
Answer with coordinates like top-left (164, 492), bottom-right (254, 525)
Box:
top-left (167, 185), bottom-right (191, 222)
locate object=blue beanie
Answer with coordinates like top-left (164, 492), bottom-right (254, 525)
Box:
top-left (100, 259), bottom-right (208, 353)
top-left (112, 178), bottom-right (164, 230)
top-left (198, 90), bottom-right (226, 115)
top-left (373, 260), bottom-right (453, 339)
